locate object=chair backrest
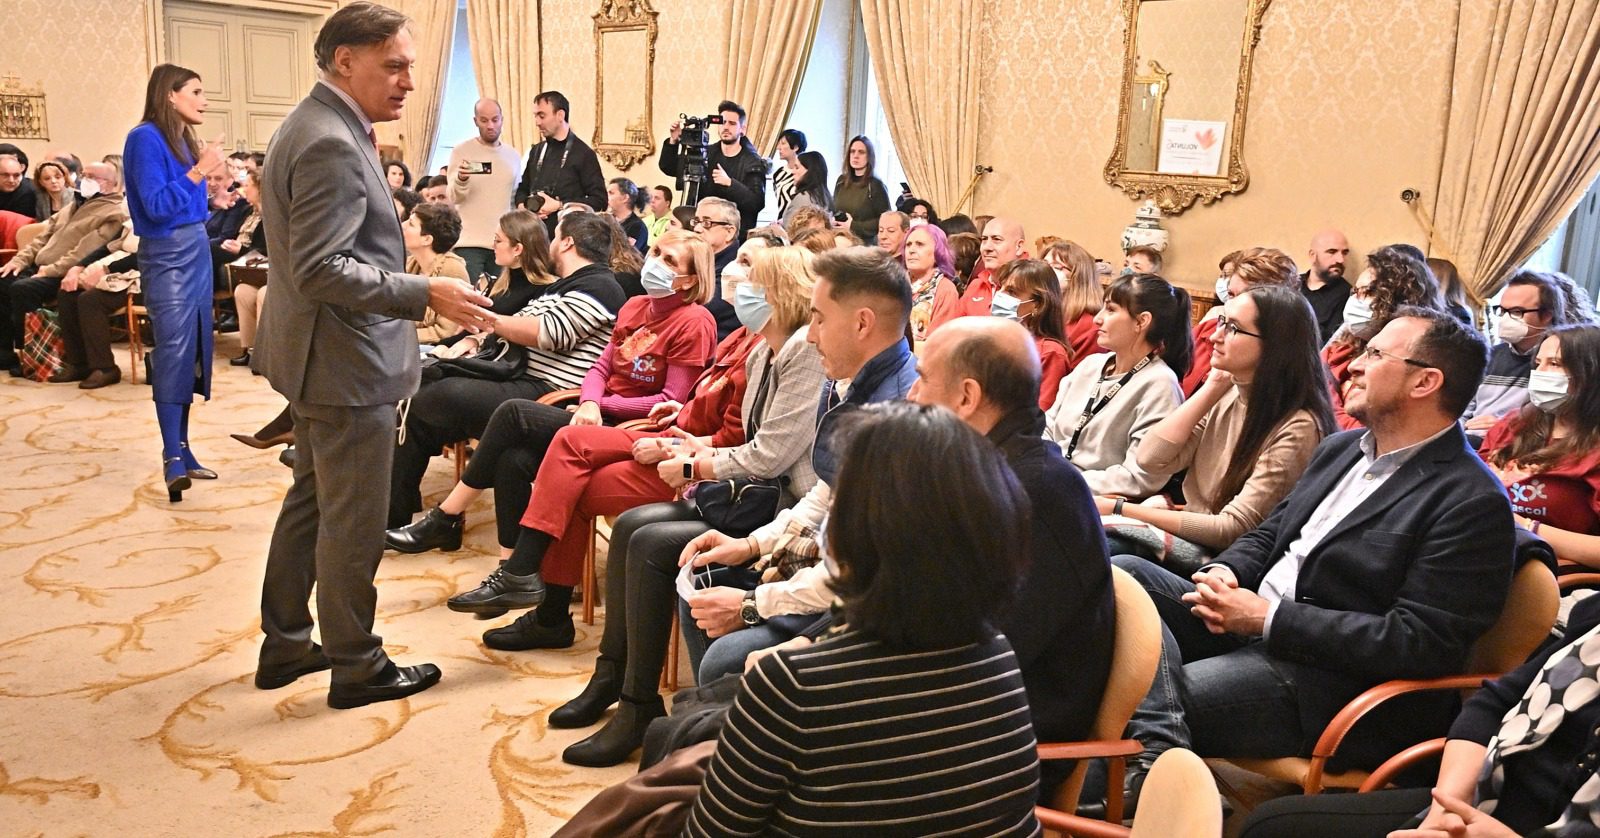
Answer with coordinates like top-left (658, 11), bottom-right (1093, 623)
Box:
top-left (1469, 559), bottom-right (1558, 673)
top-left (1053, 565), bottom-right (1164, 809)
top-left (15, 222), bottom-right (45, 251)
top-left (1129, 748), bottom-right (1222, 838)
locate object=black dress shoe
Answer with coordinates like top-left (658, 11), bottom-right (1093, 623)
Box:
top-left (216, 314), bottom-right (239, 333)
top-left (385, 506), bottom-right (464, 553)
top-left (79, 368), bottom-right (121, 389)
top-left (279, 446), bottom-right (296, 468)
top-left (549, 657), bottom-right (622, 728)
top-left (561, 695), bottom-right (667, 767)
top-left (229, 348), bottom-right (252, 366)
top-left (48, 364), bottom-right (88, 383)
top-left (447, 567), bottom-right (544, 614)
top-left (327, 661), bottom-right (442, 709)
top-left (255, 644), bottom-right (331, 690)
top-left (483, 612), bottom-right (575, 652)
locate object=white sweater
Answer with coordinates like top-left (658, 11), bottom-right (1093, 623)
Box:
top-left (1044, 351), bottom-right (1184, 498)
top-left (447, 137), bottom-right (524, 249)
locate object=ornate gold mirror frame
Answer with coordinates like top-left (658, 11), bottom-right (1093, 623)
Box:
top-left (1104, 0), bottom-right (1272, 214)
top-left (592, 0), bottom-right (658, 170)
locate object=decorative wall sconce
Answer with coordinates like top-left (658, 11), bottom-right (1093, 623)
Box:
top-left (0, 75), bottom-right (49, 140)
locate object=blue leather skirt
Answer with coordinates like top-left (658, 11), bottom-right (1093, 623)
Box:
top-left (140, 221), bottom-right (213, 403)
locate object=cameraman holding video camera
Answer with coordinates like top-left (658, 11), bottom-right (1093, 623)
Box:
top-left (658, 100), bottom-right (767, 236)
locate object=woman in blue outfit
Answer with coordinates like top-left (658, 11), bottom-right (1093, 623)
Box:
top-left (123, 64), bottom-right (229, 501)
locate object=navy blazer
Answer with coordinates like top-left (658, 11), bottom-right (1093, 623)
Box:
top-left (1214, 424), bottom-right (1515, 762)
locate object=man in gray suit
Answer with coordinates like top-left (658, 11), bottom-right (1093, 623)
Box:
top-left (253, 2), bottom-right (494, 709)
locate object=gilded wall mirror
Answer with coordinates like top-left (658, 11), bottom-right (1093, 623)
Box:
top-left (1105, 0), bottom-right (1272, 213)
top-left (592, 0), bottom-right (658, 170)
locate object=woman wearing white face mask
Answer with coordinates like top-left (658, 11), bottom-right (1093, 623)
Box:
top-left (1323, 246), bottom-right (1444, 429)
top-left (1480, 323), bottom-right (1600, 570)
top-left (1461, 271), bottom-right (1570, 438)
top-left (991, 259), bottom-right (1071, 409)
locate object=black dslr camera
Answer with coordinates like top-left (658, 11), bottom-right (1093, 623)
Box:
top-left (678, 112), bottom-right (724, 205)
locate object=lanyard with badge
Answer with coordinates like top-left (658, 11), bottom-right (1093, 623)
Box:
top-left (1064, 353), bottom-right (1155, 458)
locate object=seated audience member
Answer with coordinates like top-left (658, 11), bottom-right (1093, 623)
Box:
top-left (33, 160), bottom-right (77, 220)
top-left (1041, 239), bottom-right (1104, 370)
top-left (203, 169), bottom-right (249, 288)
top-left (668, 204), bottom-right (695, 233)
top-left (792, 227), bottom-right (842, 254)
top-left (392, 187), bottom-right (422, 220)
top-left (51, 219), bottom-right (139, 389)
top-left (221, 169), bottom-right (268, 367)
top-left (418, 175), bottom-right (450, 204)
top-left (1113, 308), bottom-right (1512, 813)
top-left (0, 161), bottom-right (127, 374)
top-left (876, 210), bottom-right (909, 257)
top-left (0, 149), bottom-right (41, 221)
top-left (783, 203), bottom-right (830, 240)
top-left (690, 196), bottom-right (744, 340)
top-left (1103, 284), bottom-right (1334, 571)
top-left (1325, 245), bottom-right (1444, 429)
top-left (384, 159), bottom-right (412, 190)
top-left (1428, 256), bottom-right (1476, 327)
top-left (1481, 323), bottom-right (1600, 569)
top-left (1044, 273), bottom-right (1191, 498)
top-left (1183, 247), bottom-right (1300, 394)
top-left (831, 229), bottom-right (863, 248)
top-left (605, 177), bottom-right (649, 254)
top-left (404, 201), bottom-right (470, 344)
top-left (902, 222), bottom-right (959, 341)
top-left (1240, 593), bottom-right (1600, 837)
top-left (680, 402), bottom-right (1043, 837)
top-left (905, 197), bottom-right (938, 226)
top-left (939, 213), bottom-right (979, 238)
top-left (991, 259), bottom-right (1072, 410)
top-left (569, 247), bottom-right (914, 766)
top-left (779, 150), bottom-right (833, 228)
top-left (1035, 234), bottom-right (1063, 256)
top-left (933, 216), bottom-right (1025, 329)
top-left (949, 230), bottom-right (982, 287)
top-left (1301, 228), bottom-right (1354, 343)
top-left (430, 230), bottom-right (719, 600)
top-left (386, 212), bottom-right (629, 528)
top-left (643, 184), bottom-right (673, 245)
top-left (1462, 270), bottom-right (1574, 441)
top-left (1553, 270), bottom-right (1600, 324)
top-left (601, 213), bottom-right (647, 298)
top-left (1123, 244), bottom-right (1161, 275)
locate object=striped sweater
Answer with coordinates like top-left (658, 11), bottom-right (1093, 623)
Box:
top-left (684, 629), bottom-right (1042, 837)
top-left (518, 263), bottom-right (626, 390)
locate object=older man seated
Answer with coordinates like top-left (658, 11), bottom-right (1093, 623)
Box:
top-left (0, 161), bottom-right (127, 374)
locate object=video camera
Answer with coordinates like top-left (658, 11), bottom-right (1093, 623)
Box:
top-left (678, 112), bottom-right (724, 205)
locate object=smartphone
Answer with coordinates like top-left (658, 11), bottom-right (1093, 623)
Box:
top-left (900, 181), bottom-right (911, 194)
top-left (465, 160), bottom-right (492, 175)
top-left (832, 211), bottom-right (849, 223)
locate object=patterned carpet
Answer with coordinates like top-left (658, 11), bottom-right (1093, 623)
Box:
top-left (0, 339), bottom-right (640, 837)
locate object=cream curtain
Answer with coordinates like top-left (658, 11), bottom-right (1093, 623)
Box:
top-left (375, 0), bottom-right (456, 174)
top-left (467, 0), bottom-right (541, 153)
top-left (1430, 0), bottom-right (1600, 300)
top-left (858, 0), bottom-right (982, 215)
top-left (722, 0), bottom-right (825, 155)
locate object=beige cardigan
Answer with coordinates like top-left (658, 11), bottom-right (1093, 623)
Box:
top-left (408, 250), bottom-right (471, 343)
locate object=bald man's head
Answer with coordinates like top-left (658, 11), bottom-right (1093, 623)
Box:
top-left (980, 217), bottom-right (1026, 272)
top-left (1308, 228), bottom-right (1350, 281)
top-left (911, 317), bottom-right (1041, 428)
top-left (474, 98), bottom-right (504, 144)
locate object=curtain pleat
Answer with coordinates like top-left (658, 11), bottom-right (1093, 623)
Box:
top-left (722, 0), bottom-right (825, 155)
top-left (467, 0), bottom-right (542, 154)
top-left (375, 0), bottom-right (456, 174)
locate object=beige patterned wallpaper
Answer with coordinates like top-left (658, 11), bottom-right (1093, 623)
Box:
top-left (3, 0), bottom-right (152, 164)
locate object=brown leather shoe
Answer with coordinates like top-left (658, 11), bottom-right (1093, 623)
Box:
top-left (78, 368), bottom-right (121, 389)
top-left (48, 364), bottom-right (88, 383)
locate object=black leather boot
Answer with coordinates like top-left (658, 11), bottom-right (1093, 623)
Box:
top-left (561, 694), bottom-right (667, 767)
top-left (548, 658), bottom-right (623, 728)
top-left (384, 506), bottom-right (464, 553)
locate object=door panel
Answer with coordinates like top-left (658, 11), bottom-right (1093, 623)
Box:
top-left (164, 1), bottom-right (316, 153)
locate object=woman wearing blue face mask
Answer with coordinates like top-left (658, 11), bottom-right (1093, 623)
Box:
top-left (1322, 246), bottom-right (1444, 429)
top-left (1480, 323), bottom-right (1600, 571)
top-left (991, 258), bottom-right (1071, 409)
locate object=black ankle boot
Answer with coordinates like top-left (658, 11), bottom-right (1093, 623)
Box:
top-left (561, 695), bottom-right (667, 767)
top-left (384, 506), bottom-right (464, 553)
top-left (549, 658), bottom-right (623, 728)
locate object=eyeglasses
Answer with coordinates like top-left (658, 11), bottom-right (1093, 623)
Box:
top-left (1491, 305), bottom-right (1546, 319)
top-left (1361, 345), bottom-right (1435, 369)
top-left (1215, 317), bottom-right (1262, 339)
top-left (692, 218), bottom-right (734, 230)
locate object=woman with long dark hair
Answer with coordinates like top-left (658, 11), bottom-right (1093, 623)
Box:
top-left (831, 135), bottom-right (890, 244)
top-left (991, 259), bottom-right (1071, 409)
top-left (123, 63), bottom-right (228, 501)
top-left (1103, 284), bottom-right (1336, 570)
top-left (1044, 273), bottom-right (1191, 498)
top-left (1041, 240), bottom-right (1104, 370)
top-left (779, 149), bottom-right (833, 226)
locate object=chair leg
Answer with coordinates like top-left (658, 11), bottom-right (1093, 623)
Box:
top-left (127, 305), bottom-right (141, 385)
top-left (660, 607), bottom-right (680, 693)
top-left (1105, 756), bottom-right (1125, 824)
top-left (450, 441), bottom-right (465, 482)
top-left (582, 518), bottom-right (597, 626)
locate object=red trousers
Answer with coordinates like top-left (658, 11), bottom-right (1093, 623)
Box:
top-left (520, 424), bottom-right (677, 586)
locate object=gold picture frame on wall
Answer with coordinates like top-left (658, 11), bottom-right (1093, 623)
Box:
top-left (593, 0), bottom-right (658, 171)
top-left (1104, 0), bottom-right (1272, 214)
top-left (0, 75), bottom-right (49, 140)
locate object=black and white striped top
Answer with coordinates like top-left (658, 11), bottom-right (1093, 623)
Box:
top-left (517, 263), bottom-right (625, 390)
top-left (684, 629), bottom-right (1043, 837)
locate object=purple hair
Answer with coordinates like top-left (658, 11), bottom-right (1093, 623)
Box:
top-left (909, 223), bottom-right (957, 278)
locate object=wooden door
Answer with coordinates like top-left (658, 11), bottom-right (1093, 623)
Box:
top-left (163, 1), bottom-right (317, 153)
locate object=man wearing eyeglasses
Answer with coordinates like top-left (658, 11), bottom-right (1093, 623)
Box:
top-left (1460, 270), bottom-right (1568, 443)
top-left (690, 196), bottom-right (743, 340)
top-left (1109, 308), bottom-right (1514, 816)
top-left (659, 100), bottom-right (767, 237)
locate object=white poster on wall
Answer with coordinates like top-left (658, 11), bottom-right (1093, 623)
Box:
top-left (1158, 119), bottom-right (1228, 176)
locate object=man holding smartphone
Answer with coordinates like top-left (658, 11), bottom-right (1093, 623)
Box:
top-left (449, 98), bottom-right (522, 285)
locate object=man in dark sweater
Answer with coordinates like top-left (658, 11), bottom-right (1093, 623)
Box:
top-left (658, 100), bottom-right (767, 236)
top-left (0, 151), bottom-right (41, 221)
top-left (514, 90), bottom-right (607, 232)
top-left (1300, 228), bottom-right (1352, 343)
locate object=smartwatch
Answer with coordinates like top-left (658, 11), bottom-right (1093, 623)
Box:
top-left (740, 590), bottom-right (766, 626)
top-left (682, 460), bottom-right (695, 480)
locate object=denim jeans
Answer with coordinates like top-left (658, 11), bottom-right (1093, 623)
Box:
top-left (679, 602), bottom-right (816, 684)
top-left (1113, 554), bottom-right (1305, 761)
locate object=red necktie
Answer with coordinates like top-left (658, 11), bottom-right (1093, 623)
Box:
top-left (367, 129), bottom-right (378, 155)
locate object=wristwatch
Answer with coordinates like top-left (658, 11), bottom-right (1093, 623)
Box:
top-left (682, 460), bottom-right (695, 481)
top-left (740, 590), bottom-right (766, 626)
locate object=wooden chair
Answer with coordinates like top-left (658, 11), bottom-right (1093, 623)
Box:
top-left (123, 292), bottom-right (149, 384)
top-left (14, 222), bottom-right (45, 252)
top-left (1037, 566), bottom-right (1164, 824)
top-left (1036, 748), bottom-right (1223, 838)
top-left (1218, 559), bottom-right (1558, 797)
